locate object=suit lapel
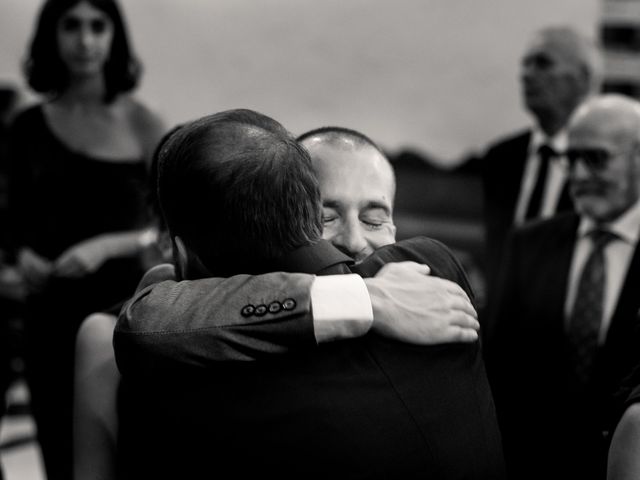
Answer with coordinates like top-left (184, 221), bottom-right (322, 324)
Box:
top-left (587, 229), bottom-right (640, 398)
top-left (543, 216), bottom-right (580, 333)
top-left (604, 236), bottom-right (640, 348)
top-left (556, 180), bottom-right (574, 214)
top-left (505, 131), bottom-right (532, 209)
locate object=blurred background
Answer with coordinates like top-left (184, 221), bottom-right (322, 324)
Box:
top-left (2, 1), bottom-right (640, 478)
top-left (1, 0), bottom-right (602, 162)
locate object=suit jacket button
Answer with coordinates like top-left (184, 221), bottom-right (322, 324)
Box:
top-left (282, 298), bottom-right (296, 311)
top-left (268, 301), bottom-right (282, 314)
top-left (254, 304), bottom-right (268, 316)
top-left (241, 305), bottom-right (255, 317)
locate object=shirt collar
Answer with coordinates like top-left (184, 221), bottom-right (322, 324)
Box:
top-left (530, 126), bottom-right (569, 155)
top-left (577, 199), bottom-right (640, 245)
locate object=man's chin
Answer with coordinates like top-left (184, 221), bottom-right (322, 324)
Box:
top-left (574, 197), bottom-right (616, 222)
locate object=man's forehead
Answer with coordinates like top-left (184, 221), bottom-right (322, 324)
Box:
top-left (524, 35), bottom-right (581, 66)
top-left (305, 139), bottom-right (383, 165)
top-left (302, 134), bottom-right (366, 154)
top-left (570, 106), bottom-right (638, 142)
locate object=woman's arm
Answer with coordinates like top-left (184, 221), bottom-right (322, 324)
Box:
top-left (73, 313), bottom-right (120, 480)
top-left (53, 228), bottom-right (158, 278)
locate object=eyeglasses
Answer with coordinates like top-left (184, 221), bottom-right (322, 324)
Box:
top-left (565, 146), bottom-right (636, 172)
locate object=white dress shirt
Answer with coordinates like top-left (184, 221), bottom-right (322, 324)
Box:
top-left (514, 128), bottom-right (570, 225)
top-left (311, 274), bottom-right (374, 343)
top-left (564, 200), bottom-right (640, 344)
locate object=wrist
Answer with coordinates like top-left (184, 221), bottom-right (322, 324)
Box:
top-left (137, 228), bottom-right (159, 250)
top-left (363, 277), bottom-right (388, 333)
top-left (312, 274), bottom-right (373, 342)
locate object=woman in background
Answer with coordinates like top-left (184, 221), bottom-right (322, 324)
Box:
top-left (7, 1), bottom-right (166, 478)
top-left (73, 126), bottom-right (176, 480)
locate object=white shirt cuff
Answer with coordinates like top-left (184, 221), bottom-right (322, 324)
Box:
top-left (310, 274), bottom-right (374, 343)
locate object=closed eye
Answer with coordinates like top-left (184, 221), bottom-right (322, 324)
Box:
top-left (362, 219), bottom-right (383, 230)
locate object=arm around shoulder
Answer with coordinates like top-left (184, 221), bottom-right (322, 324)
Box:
top-left (113, 271), bottom-right (317, 373)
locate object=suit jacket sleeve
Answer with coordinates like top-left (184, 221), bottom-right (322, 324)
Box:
top-left (113, 264), bottom-right (316, 375)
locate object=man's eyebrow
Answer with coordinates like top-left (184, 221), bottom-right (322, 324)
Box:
top-left (322, 200), bottom-right (341, 209)
top-left (322, 200), bottom-right (391, 215)
top-left (362, 201), bottom-right (391, 215)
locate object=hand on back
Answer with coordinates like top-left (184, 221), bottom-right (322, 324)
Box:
top-left (364, 261), bottom-right (479, 345)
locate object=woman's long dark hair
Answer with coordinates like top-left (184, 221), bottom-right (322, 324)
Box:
top-left (24, 0), bottom-right (141, 103)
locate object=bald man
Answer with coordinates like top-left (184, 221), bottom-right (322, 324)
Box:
top-left (481, 26), bottom-right (603, 310)
top-left (487, 94), bottom-right (640, 480)
top-left (298, 127), bottom-right (396, 262)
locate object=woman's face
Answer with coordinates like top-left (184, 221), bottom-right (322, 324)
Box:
top-left (56, 1), bottom-right (114, 79)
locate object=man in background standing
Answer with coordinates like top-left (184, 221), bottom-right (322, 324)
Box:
top-left (481, 25), bottom-right (602, 322)
top-left (488, 94), bottom-right (640, 480)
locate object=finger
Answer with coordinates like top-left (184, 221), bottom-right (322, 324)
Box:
top-left (449, 313), bottom-right (480, 331)
top-left (445, 281), bottom-right (472, 303)
top-left (447, 326), bottom-right (479, 343)
top-left (425, 276), bottom-right (471, 300)
top-left (396, 261), bottom-right (431, 275)
top-left (449, 296), bottom-right (478, 318)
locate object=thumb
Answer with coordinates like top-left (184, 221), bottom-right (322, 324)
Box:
top-left (397, 261), bottom-right (431, 275)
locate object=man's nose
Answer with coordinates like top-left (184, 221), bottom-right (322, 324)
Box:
top-left (569, 157), bottom-right (594, 178)
top-left (335, 219), bottom-right (367, 258)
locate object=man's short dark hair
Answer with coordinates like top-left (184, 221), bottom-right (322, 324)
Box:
top-left (157, 109), bottom-right (323, 276)
top-left (24, 0), bottom-right (141, 103)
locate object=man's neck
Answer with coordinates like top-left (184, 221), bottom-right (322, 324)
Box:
top-left (536, 113), bottom-right (569, 137)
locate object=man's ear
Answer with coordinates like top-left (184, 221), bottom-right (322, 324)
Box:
top-left (173, 235), bottom-right (212, 280)
top-left (173, 235), bottom-right (189, 280)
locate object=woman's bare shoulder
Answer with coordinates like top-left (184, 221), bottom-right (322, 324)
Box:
top-left (76, 312), bottom-right (117, 359)
top-left (119, 96), bottom-right (169, 161)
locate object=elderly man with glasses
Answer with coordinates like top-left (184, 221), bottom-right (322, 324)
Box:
top-left (485, 94), bottom-right (640, 480)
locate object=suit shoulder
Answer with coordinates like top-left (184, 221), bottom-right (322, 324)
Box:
top-left (389, 236), bottom-right (455, 262)
top-left (483, 129), bottom-right (531, 157)
top-left (513, 212), bottom-right (578, 242)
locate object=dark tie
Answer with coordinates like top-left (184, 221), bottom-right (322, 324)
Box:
top-left (525, 144), bottom-right (557, 220)
top-left (556, 178), bottom-right (574, 214)
top-left (567, 229), bottom-right (617, 386)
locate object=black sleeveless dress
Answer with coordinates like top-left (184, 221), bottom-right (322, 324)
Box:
top-left (7, 104), bottom-right (151, 480)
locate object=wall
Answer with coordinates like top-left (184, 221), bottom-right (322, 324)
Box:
top-left (0, 0), bottom-right (600, 165)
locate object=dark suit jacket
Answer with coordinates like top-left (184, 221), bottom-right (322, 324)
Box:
top-left (481, 130), bottom-right (573, 320)
top-left (482, 130), bottom-right (530, 288)
top-left (117, 238), bottom-right (506, 479)
top-left (486, 213), bottom-right (640, 480)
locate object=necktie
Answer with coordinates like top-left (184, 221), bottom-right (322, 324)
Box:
top-left (567, 229), bottom-right (617, 386)
top-left (556, 178), bottom-right (574, 214)
top-left (525, 144), bottom-right (557, 221)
